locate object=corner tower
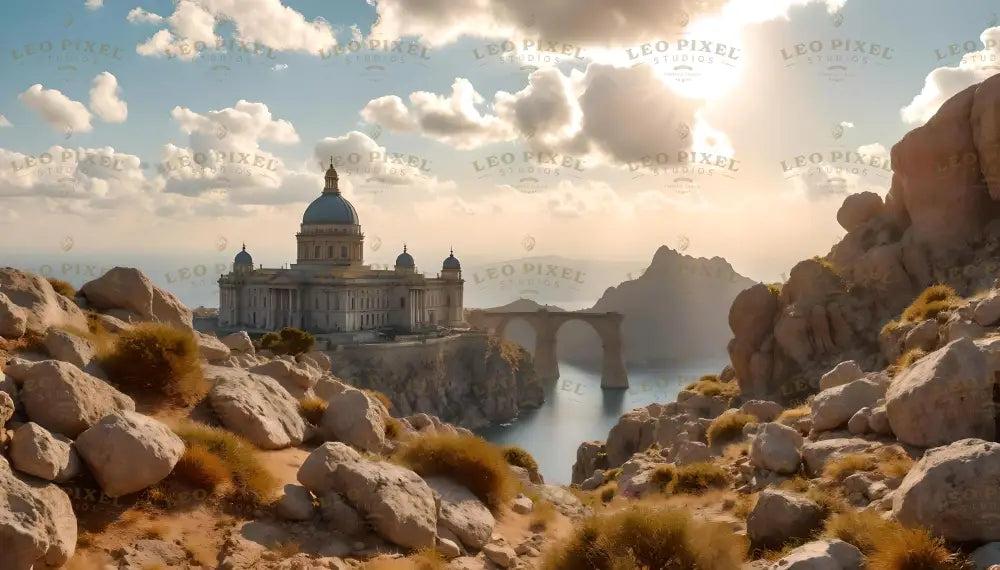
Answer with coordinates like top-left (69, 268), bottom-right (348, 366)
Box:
top-left (296, 159), bottom-right (365, 267)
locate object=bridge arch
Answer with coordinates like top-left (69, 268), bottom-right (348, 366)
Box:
top-left (467, 308), bottom-right (629, 389)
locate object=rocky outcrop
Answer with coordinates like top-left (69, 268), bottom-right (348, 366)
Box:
top-left (75, 411), bottom-right (185, 497)
top-left (328, 334), bottom-right (543, 429)
top-left (810, 378), bottom-right (885, 432)
top-left (767, 539), bottom-right (864, 570)
top-left (750, 422), bottom-right (803, 474)
top-left (250, 359), bottom-right (319, 399)
top-left (195, 331), bottom-right (231, 361)
top-left (10, 422), bottom-right (80, 482)
top-left (747, 490), bottom-right (825, 551)
top-left (0, 455), bottom-right (77, 569)
top-left (41, 329), bottom-right (96, 369)
top-left (4, 359), bottom-right (135, 438)
top-left (298, 442), bottom-right (438, 550)
top-left (425, 476), bottom-right (496, 550)
top-left (320, 388), bottom-right (387, 453)
top-left (206, 365), bottom-right (307, 450)
top-left (0, 268), bottom-right (88, 337)
top-left (79, 267), bottom-right (193, 331)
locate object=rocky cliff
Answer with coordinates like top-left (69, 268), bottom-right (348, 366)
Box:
top-left (730, 73), bottom-right (1000, 403)
top-left (498, 247), bottom-right (755, 366)
top-left (325, 333), bottom-right (544, 429)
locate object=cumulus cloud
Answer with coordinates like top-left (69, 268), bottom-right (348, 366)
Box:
top-left (901, 26), bottom-right (1000, 125)
top-left (89, 72), bottom-right (128, 123)
top-left (85, 0), bottom-right (103, 10)
top-left (362, 64), bottom-right (710, 169)
top-left (369, 0), bottom-right (846, 48)
top-left (132, 0), bottom-right (337, 58)
top-left (18, 85), bottom-right (93, 134)
top-left (0, 116), bottom-right (10, 128)
top-left (313, 131), bottom-right (447, 190)
top-left (127, 7), bottom-right (165, 24)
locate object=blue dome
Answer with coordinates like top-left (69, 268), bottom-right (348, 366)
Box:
top-left (443, 249), bottom-right (461, 270)
top-left (234, 244), bottom-right (253, 265)
top-left (395, 245), bottom-right (415, 268)
top-left (302, 193), bottom-right (360, 225)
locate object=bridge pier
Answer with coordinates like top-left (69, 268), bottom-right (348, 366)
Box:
top-left (601, 324), bottom-right (629, 389)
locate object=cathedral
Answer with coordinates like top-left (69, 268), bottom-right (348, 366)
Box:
top-left (217, 162), bottom-right (465, 336)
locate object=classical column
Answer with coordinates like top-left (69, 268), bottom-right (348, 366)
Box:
top-left (600, 314), bottom-right (629, 389)
top-left (533, 317), bottom-right (560, 381)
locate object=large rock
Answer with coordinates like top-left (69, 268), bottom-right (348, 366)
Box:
top-left (206, 365), bottom-right (307, 450)
top-left (0, 455), bottom-right (77, 569)
top-left (740, 400), bottom-right (784, 423)
top-left (250, 360), bottom-right (318, 398)
top-left (819, 360), bottom-right (864, 391)
top-left (748, 490), bottom-right (825, 551)
top-left (10, 422), bottom-right (80, 482)
top-left (41, 329), bottom-right (95, 369)
top-left (296, 442), bottom-right (437, 550)
top-left (0, 292), bottom-right (28, 338)
top-left (837, 191), bottom-right (884, 233)
top-left (975, 291), bottom-right (1000, 326)
top-left (425, 476), bottom-right (496, 550)
top-left (79, 267), bottom-right (193, 330)
top-left (801, 438), bottom-right (877, 477)
top-left (0, 391), bottom-right (14, 425)
top-left (729, 284), bottom-right (781, 397)
top-left (767, 539), bottom-right (865, 570)
top-left (4, 359), bottom-right (135, 438)
top-left (886, 337), bottom-right (994, 447)
top-left (195, 332), bottom-right (231, 361)
top-left (320, 388), bottom-right (386, 453)
top-left (750, 422), bottom-right (803, 474)
top-left (571, 441), bottom-right (606, 485)
top-left (810, 379), bottom-right (884, 432)
top-left (0, 269), bottom-right (88, 336)
top-left (74, 411), bottom-right (185, 497)
top-left (606, 408), bottom-right (657, 466)
top-left (893, 438), bottom-right (1000, 542)
top-left (221, 331), bottom-right (255, 354)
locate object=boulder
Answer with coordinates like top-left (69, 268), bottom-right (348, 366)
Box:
top-left (320, 388), bottom-right (386, 453)
top-left (971, 542), bottom-right (1000, 570)
top-left (0, 269), bottom-right (88, 336)
top-left (0, 391), bottom-right (13, 425)
top-left (811, 379), bottom-right (884, 432)
top-left (902, 319), bottom-right (939, 352)
top-left (847, 407), bottom-right (871, 436)
top-left (868, 405), bottom-right (892, 436)
top-left (748, 490), bottom-right (825, 551)
top-left (802, 438), bottom-right (877, 477)
top-left (975, 291), bottom-right (1000, 326)
top-left (221, 331), bottom-right (255, 354)
top-left (90, 313), bottom-right (130, 334)
top-left (275, 484), bottom-right (315, 521)
top-left (893, 438), bottom-right (1000, 542)
top-left (750, 422), bottom-right (803, 474)
top-left (606, 408), bottom-right (658, 466)
top-left (195, 332), bottom-right (231, 361)
top-left (425, 476), bottom-right (496, 550)
top-left (5, 359), bottom-right (135, 438)
top-left (74, 411), bottom-right (185, 497)
top-left (296, 442), bottom-right (437, 550)
top-left (819, 360), bottom-right (865, 391)
top-left (318, 491), bottom-right (365, 535)
top-left (740, 400), bottom-right (784, 423)
top-left (41, 329), bottom-right (95, 369)
top-left (79, 267), bottom-right (193, 330)
top-left (767, 539), bottom-right (864, 570)
top-left (729, 284), bottom-right (781, 397)
top-left (483, 543), bottom-right (517, 568)
top-left (205, 365), bottom-right (307, 450)
top-left (10, 422), bottom-right (80, 482)
top-left (886, 337), bottom-right (994, 447)
top-left (571, 441), bottom-right (605, 485)
top-left (250, 360), bottom-right (318, 398)
top-left (0, 292), bottom-right (28, 338)
top-left (0, 455), bottom-right (77, 569)
top-left (837, 191), bottom-right (884, 232)
top-left (673, 440), bottom-right (714, 466)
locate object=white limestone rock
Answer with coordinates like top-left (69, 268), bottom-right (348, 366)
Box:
top-left (810, 379), bottom-right (884, 432)
top-left (0, 455), bottom-right (77, 569)
top-left (10, 422), bottom-right (81, 482)
top-left (750, 422), bottom-right (803, 475)
top-left (321, 387), bottom-right (386, 453)
top-left (195, 331), bottom-right (231, 361)
top-left (206, 365), bottom-right (307, 450)
top-left (75, 411), bottom-right (185, 497)
top-left (425, 476), bottom-right (496, 550)
top-left (0, 292), bottom-right (28, 339)
top-left (42, 329), bottom-right (95, 369)
top-left (79, 267), bottom-right (193, 331)
top-left (748, 490), bottom-right (825, 551)
top-left (766, 539), bottom-right (864, 570)
top-left (0, 269), bottom-right (88, 337)
top-left (221, 331), bottom-right (255, 354)
top-left (818, 360), bottom-right (864, 391)
top-left (4, 358), bottom-right (135, 438)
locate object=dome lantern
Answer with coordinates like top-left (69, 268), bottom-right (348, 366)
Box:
top-left (395, 243), bottom-right (415, 269)
top-left (442, 247), bottom-right (461, 270)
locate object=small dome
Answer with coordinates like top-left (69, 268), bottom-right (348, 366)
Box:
top-left (395, 244), bottom-right (415, 268)
top-left (234, 243), bottom-right (253, 265)
top-left (443, 248), bottom-right (461, 270)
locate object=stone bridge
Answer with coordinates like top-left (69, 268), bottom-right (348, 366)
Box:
top-left (466, 308), bottom-right (628, 388)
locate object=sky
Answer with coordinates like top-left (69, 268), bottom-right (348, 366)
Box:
top-left (0, 0), bottom-right (998, 306)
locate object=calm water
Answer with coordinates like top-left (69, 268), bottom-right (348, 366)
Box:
top-left (477, 358), bottom-right (730, 484)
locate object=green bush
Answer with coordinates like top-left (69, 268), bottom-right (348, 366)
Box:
top-left (260, 327), bottom-right (315, 356)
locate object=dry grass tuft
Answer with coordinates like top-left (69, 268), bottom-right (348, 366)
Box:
top-left (825, 510), bottom-right (961, 569)
top-left (673, 462), bottom-right (729, 495)
top-left (171, 442), bottom-right (232, 493)
top-left (47, 278), bottom-right (76, 299)
top-left (298, 396), bottom-right (327, 425)
top-left (889, 348), bottom-right (928, 377)
top-left (530, 498), bottom-right (558, 531)
top-left (99, 323), bottom-right (207, 406)
top-left (732, 493), bottom-right (758, 520)
top-left (707, 412), bottom-right (757, 447)
top-left (776, 405), bottom-right (811, 427)
top-left (650, 464), bottom-right (678, 493)
top-left (501, 445), bottom-right (539, 474)
top-left (541, 503), bottom-right (746, 570)
top-left (413, 547), bottom-right (448, 570)
top-left (173, 422), bottom-right (279, 509)
top-left (685, 374), bottom-right (741, 402)
top-left (384, 417), bottom-right (403, 440)
top-left (364, 389), bottom-right (393, 410)
top-left (393, 433), bottom-right (517, 514)
top-left (823, 448), bottom-right (914, 482)
top-left (900, 285), bottom-right (962, 323)
top-left (778, 477), bottom-right (811, 493)
top-left (598, 482), bottom-right (617, 504)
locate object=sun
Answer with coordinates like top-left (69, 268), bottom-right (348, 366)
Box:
top-left (657, 16), bottom-right (744, 100)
